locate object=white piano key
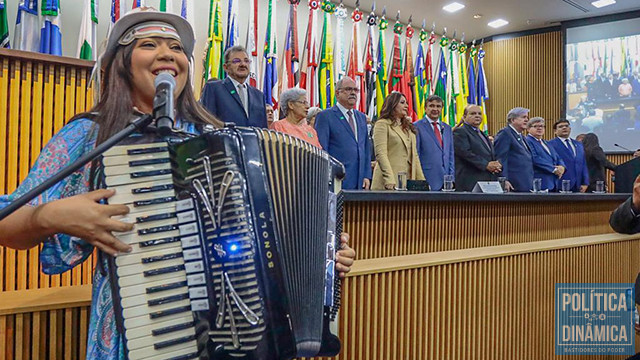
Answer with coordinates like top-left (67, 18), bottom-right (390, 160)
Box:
top-left (119, 274), bottom-right (188, 298)
top-left (118, 269), bottom-right (188, 288)
top-left (126, 326), bottom-right (196, 351)
top-left (103, 143), bottom-right (167, 157)
top-left (115, 246), bottom-right (183, 267)
top-left (105, 172), bottom-right (172, 187)
top-left (123, 314), bottom-right (194, 341)
top-left (120, 286), bottom-right (188, 309)
top-left (114, 228), bottom-right (181, 246)
top-left (110, 189), bottom-right (176, 207)
top-left (127, 339), bottom-right (198, 360)
top-left (103, 150), bottom-right (169, 167)
top-left (117, 257), bottom-right (185, 278)
top-left (123, 306), bottom-right (190, 330)
top-left (104, 161), bottom-right (171, 177)
top-left (122, 298), bottom-right (191, 320)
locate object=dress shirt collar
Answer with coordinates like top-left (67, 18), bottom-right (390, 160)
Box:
top-left (508, 124), bottom-right (523, 136)
top-left (336, 102), bottom-right (355, 119)
top-left (227, 76), bottom-right (247, 88)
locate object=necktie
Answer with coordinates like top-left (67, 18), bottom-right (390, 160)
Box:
top-left (237, 83), bottom-right (248, 116)
top-left (476, 128), bottom-right (491, 150)
top-left (538, 139), bottom-right (551, 155)
top-left (518, 135), bottom-right (530, 153)
top-left (432, 122), bottom-right (443, 147)
top-left (565, 138), bottom-right (576, 157)
top-left (347, 110), bottom-right (357, 138)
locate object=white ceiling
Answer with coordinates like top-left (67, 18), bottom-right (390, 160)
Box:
top-left (341, 0), bottom-right (640, 41)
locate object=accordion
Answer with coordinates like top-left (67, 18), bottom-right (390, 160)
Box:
top-left (102, 126), bottom-right (345, 360)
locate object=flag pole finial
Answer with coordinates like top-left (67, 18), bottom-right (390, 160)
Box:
top-left (382, 6), bottom-right (386, 17)
top-left (431, 22), bottom-right (436, 33)
top-left (461, 32), bottom-right (465, 43)
top-left (395, 10), bottom-right (400, 21)
top-left (408, 15), bottom-right (412, 25)
top-left (422, 19), bottom-right (426, 29)
top-left (355, 0), bottom-right (359, 7)
top-left (452, 30), bottom-right (457, 39)
top-left (371, 1), bottom-right (375, 12)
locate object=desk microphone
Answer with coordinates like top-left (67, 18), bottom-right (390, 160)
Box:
top-left (614, 143), bottom-right (633, 152)
top-left (153, 72), bottom-right (175, 136)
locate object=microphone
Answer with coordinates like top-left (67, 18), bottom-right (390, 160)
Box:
top-left (614, 143), bottom-right (633, 152)
top-left (153, 72), bottom-right (175, 136)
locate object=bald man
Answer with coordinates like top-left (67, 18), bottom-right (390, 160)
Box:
top-left (453, 105), bottom-right (502, 191)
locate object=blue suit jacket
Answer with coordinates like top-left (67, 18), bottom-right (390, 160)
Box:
top-left (494, 126), bottom-right (534, 192)
top-left (315, 106), bottom-right (372, 190)
top-left (548, 137), bottom-right (589, 192)
top-left (200, 77), bottom-right (268, 128)
top-left (525, 135), bottom-right (566, 191)
top-left (415, 118), bottom-right (455, 191)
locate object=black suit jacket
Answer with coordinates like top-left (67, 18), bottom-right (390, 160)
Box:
top-left (453, 123), bottom-right (497, 192)
top-left (609, 197), bottom-right (640, 234)
top-left (586, 146), bottom-right (617, 192)
top-left (200, 77), bottom-right (268, 128)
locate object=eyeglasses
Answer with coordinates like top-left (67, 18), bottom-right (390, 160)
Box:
top-left (230, 58), bottom-right (252, 64)
top-left (340, 87), bottom-right (360, 93)
top-left (530, 125), bottom-right (545, 129)
top-left (293, 100), bottom-right (310, 106)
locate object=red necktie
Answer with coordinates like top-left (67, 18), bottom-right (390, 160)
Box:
top-left (432, 122), bottom-right (443, 147)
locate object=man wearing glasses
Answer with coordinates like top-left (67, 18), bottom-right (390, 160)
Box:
top-left (201, 45), bottom-right (268, 128)
top-left (315, 77), bottom-right (372, 190)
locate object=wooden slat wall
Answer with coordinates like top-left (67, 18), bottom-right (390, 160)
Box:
top-left (483, 31), bottom-right (563, 138)
top-left (0, 49), bottom-right (95, 360)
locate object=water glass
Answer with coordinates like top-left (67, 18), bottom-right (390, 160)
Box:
top-left (532, 178), bottom-right (542, 193)
top-left (595, 180), bottom-right (605, 193)
top-left (498, 177), bottom-right (507, 193)
top-left (442, 174), bottom-right (455, 192)
top-left (396, 172), bottom-right (407, 191)
top-left (560, 179), bottom-right (571, 193)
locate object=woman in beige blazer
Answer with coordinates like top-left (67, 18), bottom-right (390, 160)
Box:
top-left (371, 92), bottom-right (425, 190)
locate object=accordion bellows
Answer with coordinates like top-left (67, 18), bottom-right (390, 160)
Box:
top-left (103, 126), bottom-right (345, 360)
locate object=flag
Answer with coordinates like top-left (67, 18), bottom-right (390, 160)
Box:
top-left (454, 41), bottom-right (469, 126)
top-left (181, 0), bottom-right (194, 26)
top-left (334, 3), bottom-right (347, 80)
top-left (476, 48), bottom-right (489, 132)
top-left (132, 0), bottom-right (142, 9)
top-left (346, 5), bottom-right (365, 113)
top-left (159, 0), bottom-right (173, 12)
top-left (414, 27), bottom-right (428, 120)
top-left (466, 47), bottom-right (477, 105)
top-left (299, 0), bottom-right (319, 106)
top-left (363, 8), bottom-right (377, 120)
top-left (426, 32), bottom-right (435, 94)
top-left (387, 18), bottom-right (402, 93)
top-left (40, 0), bottom-right (62, 56)
top-left (0, 0), bottom-right (10, 48)
top-left (262, 0), bottom-right (278, 107)
top-left (375, 11), bottom-right (388, 115)
top-left (278, 0), bottom-right (300, 95)
top-left (445, 38), bottom-right (460, 127)
top-left (245, 0), bottom-right (259, 87)
top-left (433, 42), bottom-right (447, 122)
top-left (318, 0), bottom-right (336, 109)
top-left (77, 0), bottom-right (98, 60)
top-left (14, 0), bottom-right (40, 53)
top-left (225, 0), bottom-right (239, 49)
top-left (401, 20), bottom-right (416, 121)
top-left (110, 0), bottom-right (126, 31)
top-left (203, 0), bottom-right (224, 82)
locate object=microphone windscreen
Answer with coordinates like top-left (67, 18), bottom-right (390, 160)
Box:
top-left (154, 72), bottom-right (176, 88)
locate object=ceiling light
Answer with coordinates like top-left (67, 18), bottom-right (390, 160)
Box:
top-left (443, 2), bottom-right (465, 13)
top-left (488, 19), bottom-right (509, 28)
top-left (591, 0), bottom-right (616, 8)
top-left (473, 14), bottom-right (482, 19)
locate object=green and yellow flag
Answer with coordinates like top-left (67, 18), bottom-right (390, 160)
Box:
top-left (203, 0), bottom-right (225, 82)
top-left (318, 0), bottom-right (336, 109)
top-left (375, 10), bottom-right (388, 115)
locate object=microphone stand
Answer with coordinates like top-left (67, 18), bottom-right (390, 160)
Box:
top-left (0, 114), bottom-right (154, 221)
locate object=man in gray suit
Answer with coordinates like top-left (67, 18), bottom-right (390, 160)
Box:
top-left (453, 105), bottom-right (502, 191)
top-left (610, 175), bottom-right (640, 234)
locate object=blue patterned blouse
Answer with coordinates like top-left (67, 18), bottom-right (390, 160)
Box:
top-left (0, 117), bottom-right (199, 360)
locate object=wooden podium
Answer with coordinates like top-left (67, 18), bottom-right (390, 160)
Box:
top-left (615, 156), bottom-right (640, 193)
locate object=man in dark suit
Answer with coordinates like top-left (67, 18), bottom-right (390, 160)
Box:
top-left (548, 119), bottom-right (589, 192)
top-left (200, 45), bottom-right (268, 128)
top-left (610, 175), bottom-right (640, 234)
top-left (494, 107), bottom-right (534, 192)
top-left (453, 105), bottom-right (502, 192)
top-left (315, 77), bottom-right (372, 190)
top-left (415, 95), bottom-right (455, 191)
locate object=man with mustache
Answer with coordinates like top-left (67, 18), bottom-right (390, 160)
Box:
top-left (200, 45), bottom-right (268, 128)
top-left (315, 77), bottom-right (372, 190)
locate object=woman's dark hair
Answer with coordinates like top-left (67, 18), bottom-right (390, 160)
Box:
top-left (378, 91), bottom-right (415, 133)
top-left (581, 133), bottom-right (600, 156)
top-left (71, 40), bottom-right (223, 187)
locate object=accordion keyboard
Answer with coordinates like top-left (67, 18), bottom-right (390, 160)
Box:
top-left (103, 141), bottom-right (208, 360)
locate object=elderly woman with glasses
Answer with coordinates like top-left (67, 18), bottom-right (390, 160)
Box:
top-left (270, 88), bottom-right (322, 148)
top-left (525, 117), bottom-right (566, 191)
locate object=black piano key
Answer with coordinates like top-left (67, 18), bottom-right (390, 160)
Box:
top-left (132, 184), bottom-right (174, 194)
top-left (143, 264), bottom-right (185, 277)
top-left (142, 252), bottom-right (183, 264)
top-left (139, 236), bottom-right (181, 248)
top-left (136, 212), bottom-right (177, 223)
top-left (131, 169), bottom-right (172, 178)
top-left (146, 280), bottom-right (188, 294)
top-left (151, 320), bottom-right (196, 336)
top-left (154, 334), bottom-right (198, 350)
top-left (133, 196), bottom-right (176, 207)
top-left (147, 292), bottom-right (189, 306)
top-left (149, 305), bottom-right (191, 319)
top-left (127, 146), bottom-right (168, 155)
top-left (129, 158), bottom-right (170, 167)
top-left (138, 224), bottom-right (178, 235)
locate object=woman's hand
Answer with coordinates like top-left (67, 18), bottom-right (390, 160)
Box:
top-left (384, 183), bottom-right (395, 190)
top-left (33, 189), bottom-right (134, 256)
top-left (336, 232), bottom-right (356, 278)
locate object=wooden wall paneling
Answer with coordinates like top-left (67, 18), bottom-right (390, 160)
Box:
top-left (0, 57), bottom-right (8, 195)
top-left (53, 64), bottom-right (65, 134)
top-left (42, 63), bottom-right (55, 146)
